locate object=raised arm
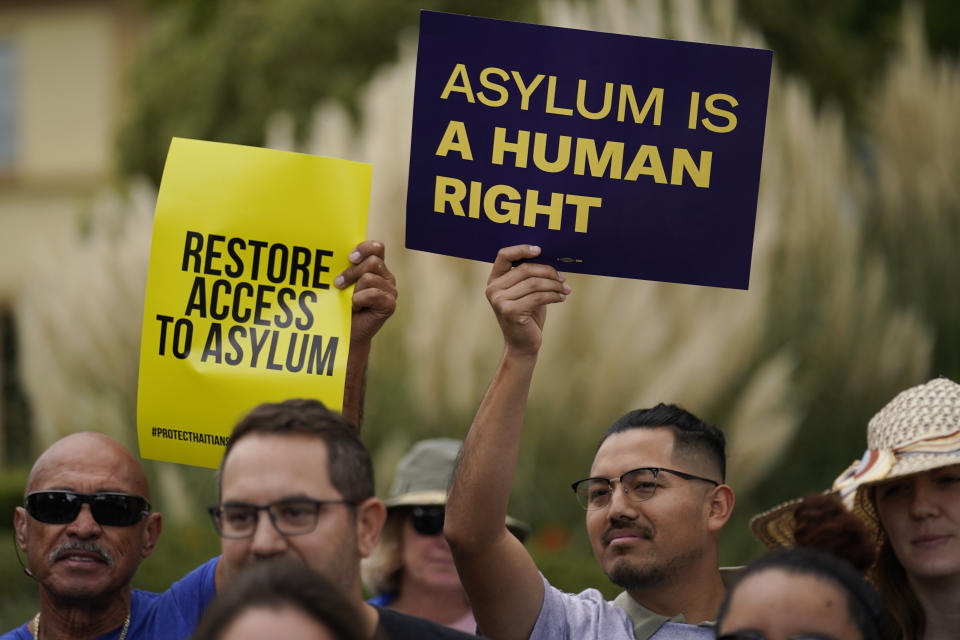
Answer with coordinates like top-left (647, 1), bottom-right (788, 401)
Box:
top-left (445, 245), bottom-right (570, 640)
top-left (334, 240), bottom-right (397, 429)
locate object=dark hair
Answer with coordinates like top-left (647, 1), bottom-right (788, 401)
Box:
top-left (793, 493), bottom-right (875, 573)
top-left (868, 483), bottom-right (924, 640)
top-left (190, 559), bottom-right (365, 640)
top-left (219, 399), bottom-right (374, 503)
top-left (599, 403), bottom-right (726, 481)
top-left (716, 548), bottom-right (884, 640)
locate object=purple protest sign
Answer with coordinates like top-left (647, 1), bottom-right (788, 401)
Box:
top-left (405, 11), bottom-right (772, 289)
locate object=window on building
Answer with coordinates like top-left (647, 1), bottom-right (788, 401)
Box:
top-left (0, 41), bottom-right (16, 170)
top-left (0, 308), bottom-right (31, 464)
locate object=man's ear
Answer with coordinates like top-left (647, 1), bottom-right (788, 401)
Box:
top-left (14, 506), bottom-right (28, 551)
top-left (705, 484), bottom-right (735, 534)
top-left (355, 497), bottom-right (387, 559)
top-left (140, 512), bottom-right (163, 558)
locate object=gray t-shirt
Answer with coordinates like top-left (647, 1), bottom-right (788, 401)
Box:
top-left (529, 574), bottom-right (714, 640)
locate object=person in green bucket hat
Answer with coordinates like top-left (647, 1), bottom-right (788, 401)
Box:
top-left (363, 438), bottom-right (529, 633)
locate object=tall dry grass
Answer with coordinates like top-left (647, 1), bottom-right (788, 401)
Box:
top-left (10, 0), bottom-right (952, 540)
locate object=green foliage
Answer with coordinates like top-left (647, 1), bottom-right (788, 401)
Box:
top-left (0, 467), bottom-right (25, 527)
top-left (117, 0), bottom-right (540, 184)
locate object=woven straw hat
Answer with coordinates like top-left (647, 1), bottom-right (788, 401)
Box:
top-left (751, 377), bottom-right (960, 548)
top-left (384, 438), bottom-right (530, 541)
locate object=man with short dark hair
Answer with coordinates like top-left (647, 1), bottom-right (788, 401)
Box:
top-left (2, 240), bottom-right (400, 640)
top-left (445, 245), bottom-right (737, 640)
top-left (208, 398), bottom-right (474, 639)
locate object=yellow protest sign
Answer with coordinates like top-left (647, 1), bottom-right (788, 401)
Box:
top-left (137, 138), bottom-right (371, 468)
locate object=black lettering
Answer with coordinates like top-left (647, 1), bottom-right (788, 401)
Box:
top-left (248, 328), bottom-right (270, 367)
top-left (184, 276), bottom-right (207, 318)
top-left (311, 249), bottom-right (333, 290)
top-left (210, 279), bottom-right (231, 321)
top-left (156, 314), bottom-right (174, 355)
top-left (253, 285), bottom-right (274, 327)
top-left (225, 237), bottom-right (246, 278)
top-left (248, 240), bottom-right (268, 280)
top-left (232, 282), bottom-right (254, 323)
top-left (265, 331), bottom-right (283, 371)
top-left (290, 246), bottom-right (311, 286)
top-left (182, 231), bottom-right (203, 272)
top-left (201, 323), bottom-right (223, 363)
top-left (307, 335), bottom-right (338, 375)
top-left (274, 288), bottom-right (296, 328)
top-left (204, 234), bottom-right (225, 276)
top-left (172, 319), bottom-right (193, 359)
top-left (226, 325), bottom-right (245, 365)
top-left (296, 291), bottom-right (316, 331)
top-left (267, 243), bottom-right (288, 284)
top-left (285, 332), bottom-right (308, 372)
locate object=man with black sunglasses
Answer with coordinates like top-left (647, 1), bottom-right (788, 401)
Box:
top-left (8, 431), bottom-right (216, 640)
top-left (445, 245), bottom-right (737, 640)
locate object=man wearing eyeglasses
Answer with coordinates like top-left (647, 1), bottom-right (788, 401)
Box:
top-left (206, 399), bottom-right (475, 639)
top-left (445, 245), bottom-right (737, 640)
top-left (5, 240), bottom-right (401, 640)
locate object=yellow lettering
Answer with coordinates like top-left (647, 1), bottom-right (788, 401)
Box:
top-left (565, 194), bottom-right (603, 233)
top-left (511, 71), bottom-right (545, 111)
top-left (574, 138), bottom-right (624, 179)
top-left (624, 145), bottom-right (667, 183)
top-left (478, 67), bottom-right (509, 107)
top-left (440, 63), bottom-right (475, 102)
top-left (491, 127), bottom-right (530, 168)
top-left (523, 190), bottom-right (564, 230)
top-left (670, 149), bottom-right (712, 188)
top-left (435, 120), bottom-right (473, 160)
top-left (468, 180), bottom-right (482, 218)
top-left (702, 93), bottom-right (738, 133)
top-left (532, 132), bottom-right (571, 173)
top-left (618, 86), bottom-right (663, 125)
top-left (484, 184), bottom-right (522, 224)
top-left (434, 176), bottom-right (467, 216)
top-left (576, 79), bottom-right (613, 120)
top-left (545, 76), bottom-right (573, 116)
top-left (688, 92), bottom-right (699, 130)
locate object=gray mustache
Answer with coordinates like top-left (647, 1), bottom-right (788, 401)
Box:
top-left (49, 541), bottom-right (114, 567)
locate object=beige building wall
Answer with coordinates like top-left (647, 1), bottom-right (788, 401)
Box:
top-left (0, 1), bottom-right (144, 454)
top-left (0, 1), bottom-right (142, 296)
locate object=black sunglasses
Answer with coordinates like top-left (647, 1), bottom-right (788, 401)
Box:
top-left (26, 491), bottom-right (151, 527)
top-left (409, 505), bottom-right (445, 536)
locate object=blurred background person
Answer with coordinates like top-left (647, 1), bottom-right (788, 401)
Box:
top-left (719, 493), bottom-right (884, 640)
top-left (752, 377), bottom-right (960, 640)
top-left (362, 438), bottom-right (528, 633)
top-left (191, 559), bottom-right (365, 640)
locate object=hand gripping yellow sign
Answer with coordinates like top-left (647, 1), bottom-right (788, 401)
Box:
top-left (137, 138), bottom-right (370, 468)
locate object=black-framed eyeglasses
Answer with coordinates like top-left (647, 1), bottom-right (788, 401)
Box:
top-left (26, 491), bottom-right (151, 527)
top-left (571, 467), bottom-right (720, 510)
top-left (718, 632), bottom-right (837, 640)
top-left (208, 498), bottom-right (356, 539)
top-left (409, 505), bottom-right (445, 536)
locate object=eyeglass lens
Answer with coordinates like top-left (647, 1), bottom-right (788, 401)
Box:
top-left (26, 491), bottom-right (149, 527)
top-left (410, 506), bottom-right (444, 536)
top-left (574, 468), bottom-right (659, 510)
top-left (212, 500), bottom-right (322, 538)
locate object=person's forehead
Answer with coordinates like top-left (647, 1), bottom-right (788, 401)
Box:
top-left (221, 433), bottom-right (336, 501)
top-left (590, 427), bottom-right (676, 476)
top-left (29, 434), bottom-right (146, 495)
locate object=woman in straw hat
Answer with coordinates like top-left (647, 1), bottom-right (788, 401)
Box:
top-left (362, 438), bottom-right (529, 634)
top-left (751, 377), bottom-right (960, 640)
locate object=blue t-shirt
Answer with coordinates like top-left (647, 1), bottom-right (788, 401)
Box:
top-left (1, 556), bottom-right (218, 640)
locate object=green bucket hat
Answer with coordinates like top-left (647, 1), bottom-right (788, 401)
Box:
top-left (385, 438), bottom-right (530, 542)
